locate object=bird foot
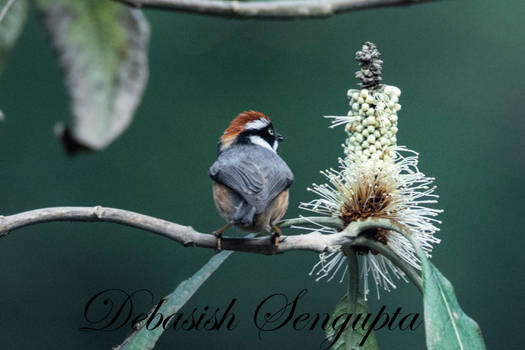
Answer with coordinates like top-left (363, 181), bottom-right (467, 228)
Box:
top-left (271, 225), bottom-right (282, 247)
top-left (212, 223), bottom-right (231, 251)
top-left (213, 231), bottom-right (223, 251)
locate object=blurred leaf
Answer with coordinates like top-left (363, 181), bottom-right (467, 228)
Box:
top-left (36, 0), bottom-right (149, 152)
top-left (419, 251), bottom-right (486, 350)
top-left (326, 293), bottom-right (379, 350)
top-left (116, 250), bottom-right (234, 350)
top-left (0, 0), bottom-right (28, 75)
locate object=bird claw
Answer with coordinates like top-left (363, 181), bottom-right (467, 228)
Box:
top-left (213, 231), bottom-right (223, 251)
top-left (212, 223), bottom-right (231, 252)
top-left (272, 234), bottom-right (279, 247)
top-left (271, 225), bottom-right (282, 247)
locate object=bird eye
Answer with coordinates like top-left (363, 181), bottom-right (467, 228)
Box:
top-left (268, 129), bottom-right (274, 136)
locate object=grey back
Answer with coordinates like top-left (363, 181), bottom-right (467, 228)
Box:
top-left (209, 144), bottom-right (294, 216)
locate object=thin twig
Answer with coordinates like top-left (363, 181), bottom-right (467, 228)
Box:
top-left (0, 0), bottom-right (16, 23)
top-left (351, 236), bottom-right (423, 293)
top-left (115, 0), bottom-right (439, 19)
top-left (0, 206), bottom-right (397, 255)
top-left (278, 215), bottom-right (343, 229)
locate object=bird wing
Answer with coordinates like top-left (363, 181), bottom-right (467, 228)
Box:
top-left (209, 145), bottom-right (294, 213)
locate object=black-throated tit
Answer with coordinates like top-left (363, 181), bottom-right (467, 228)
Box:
top-left (209, 111), bottom-right (294, 250)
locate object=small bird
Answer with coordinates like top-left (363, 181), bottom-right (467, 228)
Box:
top-left (209, 111), bottom-right (294, 250)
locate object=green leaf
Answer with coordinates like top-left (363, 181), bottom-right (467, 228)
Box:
top-left (116, 250), bottom-right (234, 350)
top-left (0, 0), bottom-right (28, 75)
top-left (325, 293), bottom-right (379, 350)
top-left (36, 0), bottom-right (150, 152)
top-left (420, 252), bottom-right (486, 350)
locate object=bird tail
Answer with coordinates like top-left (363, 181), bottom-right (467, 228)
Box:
top-left (232, 201), bottom-right (256, 226)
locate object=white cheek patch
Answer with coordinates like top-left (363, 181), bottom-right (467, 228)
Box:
top-left (273, 141), bottom-right (279, 152)
top-left (244, 118), bottom-right (270, 131)
top-left (249, 135), bottom-right (276, 153)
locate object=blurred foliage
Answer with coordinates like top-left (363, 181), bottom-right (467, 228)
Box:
top-left (0, 0), bottom-right (28, 75)
top-left (326, 293), bottom-right (379, 350)
top-left (35, 0), bottom-right (150, 152)
top-left (118, 250), bottom-right (234, 350)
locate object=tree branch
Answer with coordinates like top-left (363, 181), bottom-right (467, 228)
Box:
top-left (115, 0), bottom-right (439, 19)
top-left (0, 206), bottom-right (399, 255)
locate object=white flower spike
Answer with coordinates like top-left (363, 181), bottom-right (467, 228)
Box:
top-left (302, 42), bottom-right (442, 300)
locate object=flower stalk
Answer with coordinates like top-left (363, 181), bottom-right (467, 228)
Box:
top-left (343, 246), bottom-right (359, 349)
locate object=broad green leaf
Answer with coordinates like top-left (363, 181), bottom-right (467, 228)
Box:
top-left (325, 293), bottom-right (379, 350)
top-left (420, 252), bottom-right (486, 350)
top-left (36, 0), bottom-right (150, 152)
top-left (0, 0), bottom-right (28, 75)
top-left (116, 250), bottom-right (234, 350)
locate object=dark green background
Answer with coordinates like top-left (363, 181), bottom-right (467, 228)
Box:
top-left (1, 0), bottom-right (523, 349)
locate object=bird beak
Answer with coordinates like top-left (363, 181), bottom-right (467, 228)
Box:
top-left (277, 133), bottom-right (284, 142)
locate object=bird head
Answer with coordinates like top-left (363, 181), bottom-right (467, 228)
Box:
top-left (218, 111), bottom-right (284, 153)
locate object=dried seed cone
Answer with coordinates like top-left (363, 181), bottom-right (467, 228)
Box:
top-left (355, 42), bottom-right (383, 89)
